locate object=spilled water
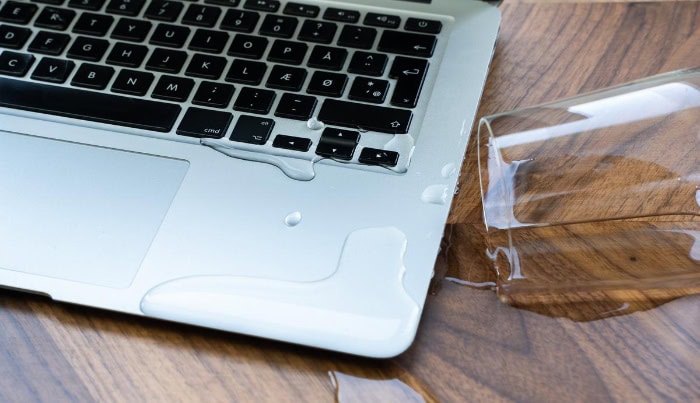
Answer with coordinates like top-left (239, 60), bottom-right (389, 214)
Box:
top-left (329, 369), bottom-right (438, 403)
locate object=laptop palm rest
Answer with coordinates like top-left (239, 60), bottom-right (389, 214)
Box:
top-left (0, 131), bottom-right (189, 288)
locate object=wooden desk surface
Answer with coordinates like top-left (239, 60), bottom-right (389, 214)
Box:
top-left (1, 1), bottom-right (698, 401)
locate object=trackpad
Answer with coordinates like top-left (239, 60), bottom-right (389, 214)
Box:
top-left (0, 131), bottom-right (189, 288)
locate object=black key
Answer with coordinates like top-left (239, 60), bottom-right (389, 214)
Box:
top-left (144, 0), bottom-right (183, 22)
top-left (0, 51), bottom-right (34, 76)
top-left (348, 51), bottom-right (387, 76)
top-left (185, 53), bottom-right (226, 79)
top-left (0, 2), bottom-right (38, 24)
top-left (358, 148), bottom-right (398, 167)
top-left (378, 30), bottom-right (436, 57)
top-left (106, 42), bottom-right (147, 67)
top-left (267, 39), bottom-right (306, 65)
top-left (283, 3), bottom-right (318, 18)
top-left (111, 17), bottom-right (152, 41)
top-left (67, 0), bottom-right (106, 11)
top-left (319, 127), bottom-right (360, 143)
top-left (189, 29), bottom-right (228, 53)
top-left (315, 127), bottom-right (358, 160)
top-left (34, 0), bottom-right (65, 5)
top-left (274, 92), bottom-right (316, 120)
top-left (265, 64), bottom-right (305, 91)
top-left (243, 0), bottom-right (279, 12)
top-left (35, 7), bottom-right (76, 30)
top-left (405, 17), bottom-right (442, 34)
top-left (0, 25), bottom-right (32, 49)
top-left (323, 7), bottom-right (358, 23)
top-left (28, 31), bottom-right (71, 55)
top-left (307, 45), bottom-right (346, 71)
top-left (259, 14), bottom-right (297, 38)
top-left (364, 13), bottom-right (400, 29)
top-left (348, 76), bottom-right (389, 104)
top-left (176, 107), bottom-right (232, 138)
top-left (318, 100), bottom-right (412, 134)
top-left (67, 36), bottom-right (109, 61)
top-left (111, 68), bottom-right (153, 95)
top-left (225, 58), bottom-right (265, 85)
top-left (227, 34), bottom-right (267, 59)
top-left (297, 19), bottom-right (336, 44)
top-left (273, 134), bottom-right (311, 152)
top-left (150, 23), bottom-right (190, 48)
top-left (151, 75), bottom-right (194, 102)
top-left (233, 86), bottom-right (274, 114)
top-left (192, 80), bottom-right (234, 108)
top-left (182, 4), bottom-right (221, 27)
top-left (145, 47), bottom-right (186, 73)
top-left (306, 71), bottom-right (346, 97)
top-left (204, 0), bottom-right (240, 7)
top-left (337, 26), bottom-right (376, 50)
top-left (389, 56), bottom-right (428, 108)
top-left (230, 114), bottom-right (274, 144)
top-left (31, 57), bottom-right (74, 83)
top-left (105, 0), bottom-right (145, 16)
top-left (0, 76), bottom-right (179, 131)
top-left (71, 62), bottom-right (114, 89)
top-left (220, 9), bottom-right (258, 33)
top-left (73, 12), bottom-right (114, 36)
top-left (315, 141), bottom-right (354, 160)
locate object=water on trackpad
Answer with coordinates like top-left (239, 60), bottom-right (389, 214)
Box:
top-left (0, 131), bottom-right (189, 288)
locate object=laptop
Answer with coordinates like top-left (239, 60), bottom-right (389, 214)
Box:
top-left (0, 0), bottom-right (499, 358)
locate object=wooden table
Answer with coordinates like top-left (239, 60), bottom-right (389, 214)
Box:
top-left (1, 1), bottom-right (698, 401)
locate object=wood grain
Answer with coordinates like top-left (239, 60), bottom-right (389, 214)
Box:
top-left (0, 2), bottom-right (698, 402)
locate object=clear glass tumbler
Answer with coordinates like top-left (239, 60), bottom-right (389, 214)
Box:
top-left (478, 68), bottom-right (700, 297)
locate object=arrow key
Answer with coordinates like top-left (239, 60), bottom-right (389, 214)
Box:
top-left (315, 141), bottom-right (355, 160)
top-left (273, 134), bottom-right (312, 152)
top-left (359, 147), bottom-right (399, 167)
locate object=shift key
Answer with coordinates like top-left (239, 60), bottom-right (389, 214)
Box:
top-left (318, 100), bottom-right (412, 134)
top-left (176, 107), bottom-right (233, 138)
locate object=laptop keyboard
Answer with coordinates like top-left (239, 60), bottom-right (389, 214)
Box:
top-left (0, 0), bottom-right (446, 171)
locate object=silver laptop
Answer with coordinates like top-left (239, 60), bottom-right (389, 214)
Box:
top-left (0, 0), bottom-right (499, 357)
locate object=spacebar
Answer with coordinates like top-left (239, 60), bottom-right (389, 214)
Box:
top-left (0, 78), bottom-right (181, 132)
top-left (318, 100), bottom-right (412, 134)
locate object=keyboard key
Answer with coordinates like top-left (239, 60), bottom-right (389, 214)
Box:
top-left (267, 39), bottom-right (306, 65)
top-left (307, 45), bottom-right (346, 71)
top-left (348, 76), bottom-right (389, 104)
top-left (144, 0), bottom-right (183, 22)
top-left (225, 58), bottom-right (266, 84)
top-left (230, 114), bottom-right (274, 144)
top-left (106, 42), bottom-right (147, 67)
top-left (189, 29), bottom-right (229, 53)
top-left (228, 34), bottom-right (267, 59)
top-left (185, 53), bottom-right (226, 79)
top-left (28, 31), bottom-right (71, 55)
top-left (67, 0), bottom-right (105, 11)
top-left (71, 62), bottom-right (114, 89)
top-left (348, 51), bottom-right (387, 76)
top-left (266, 64), bottom-right (305, 91)
top-left (150, 23), bottom-right (190, 48)
top-left (318, 100), bottom-right (412, 134)
top-left (34, 7), bottom-right (76, 30)
top-left (182, 4), bottom-right (221, 28)
top-left (111, 17), bottom-right (152, 41)
top-left (259, 14), bottom-right (297, 38)
top-left (0, 51), bottom-right (34, 76)
top-left (0, 2), bottom-right (38, 24)
top-left (176, 107), bottom-right (232, 138)
top-left (297, 20), bottom-right (336, 44)
top-left (204, 0), bottom-right (240, 7)
top-left (377, 30), bottom-right (436, 57)
top-left (389, 56), bottom-right (428, 108)
top-left (0, 76), bottom-right (180, 131)
top-left (34, 0), bottom-right (66, 5)
top-left (220, 9), bottom-right (259, 33)
top-left (319, 127), bottom-right (360, 143)
top-left (151, 75), bottom-right (194, 102)
top-left (145, 47), bottom-right (186, 73)
top-left (306, 71), bottom-right (347, 97)
top-left (358, 147), bottom-right (398, 167)
top-left (105, 0), bottom-right (145, 16)
top-left (404, 17), bottom-right (442, 34)
top-left (363, 13), bottom-right (400, 29)
top-left (110, 68), bottom-right (153, 95)
top-left (31, 57), bottom-right (75, 83)
top-left (192, 80), bottom-right (234, 108)
top-left (274, 92), bottom-right (316, 120)
top-left (283, 3), bottom-right (318, 18)
top-left (67, 36), bottom-right (109, 61)
top-left (0, 25), bottom-right (32, 49)
top-left (337, 26), bottom-right (376, 49)
top-left (73, 12), bottom-right (114, 36)
top-left (243, 0), bottom-right (279, 13)
top-left (315, 127), bottom-right (359, 160)
top-left (323, 7), bottom-right (358, 24)
top-left (233, 86), bottom-right (274, 114)
top-left (273, 134), bottom-right (311, 152)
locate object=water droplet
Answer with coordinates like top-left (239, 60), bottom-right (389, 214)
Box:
top-left (421, 185), bottom-right (449, 205)
top-left (306, 117), bottom-right (324, 130)
top-left (441, 162), bottom-right (456, 178)
top-left (284, 211), bottom-right (302, 227)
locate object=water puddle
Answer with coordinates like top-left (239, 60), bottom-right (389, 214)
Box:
top-left (329, 369), bottom-right (437, 403)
